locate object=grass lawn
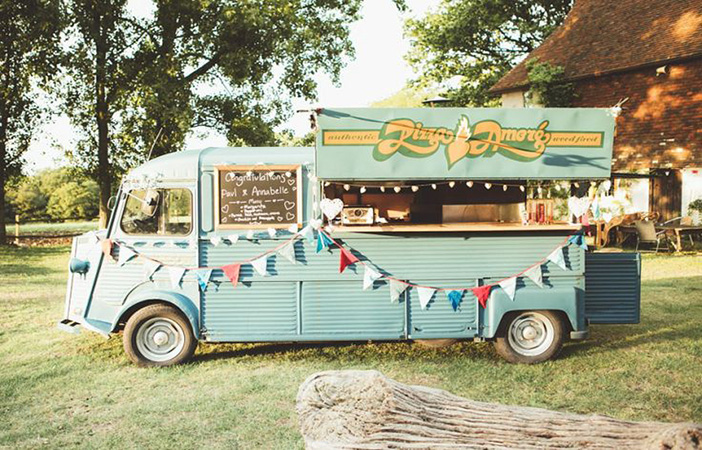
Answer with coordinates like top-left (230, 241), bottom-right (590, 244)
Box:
top-left (4, 221), bottom-right (98, 236)
top-left (1, 246), bottom-right (701, 449)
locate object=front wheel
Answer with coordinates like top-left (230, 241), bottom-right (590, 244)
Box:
top-left (493, 311), bottom-right (564, 364)
top-left (123, 304), bottom-right (197, 367)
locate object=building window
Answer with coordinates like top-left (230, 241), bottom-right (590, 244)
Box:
top-left (120, 188), bottom-right (192, 236)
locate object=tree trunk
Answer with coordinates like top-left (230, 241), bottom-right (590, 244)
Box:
top-left (297, 370), bottom-right (701, 449)
top-left (94, 9), bottom-right (111, 229)
top-left (0, 131), bottom-right (6, 246)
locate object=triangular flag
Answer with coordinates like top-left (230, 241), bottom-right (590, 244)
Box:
top-left (298, 225), bottom-right (315, 244)
top-left (277, 240), bottom-right (297, 264)
top-left (222, 264), bottom-right (241, 288)
top-left (498, 277), bottom-right (517, 301)
top-left (417, 287), bottom-right (436, 310)
top-left (246, 230), bottom-right (255, 240)
top-left (363, 266), bottom-right (382, 290)
top-left (143, 259), bottom-right (161, 281)
top-left (287, 223), bottom-right (299, 233)
top-left (446, 290), bottom-right (464, 311)
top-left (168, 266), bottom-right (186, 288)
top-left (195, 269), bottom-right (212, 291)
top-left (117, 246), bottom-right (137, 266)
top-left (547, 247), bottom-right (568, 271)
top-left (316, 232), bottom-right (334, 253)
top-left (389, 279), bottom-right (408, 303)
top-left (472, 285), bottom-right (492, 309)
top-left (339, 248), bottom-right (359, 273)
top-left (524, 265), bottom-right (543, 288)
top-left (251, 255), bottom-right (268, 276)
top-left (210, 236), bottom-right (222, 247)
top-left (567, 233), bottom-right (588, 250)
top-left (267, 227), bottom-right (277, 238)
top-left (227, 234), bottom-right (239, 245)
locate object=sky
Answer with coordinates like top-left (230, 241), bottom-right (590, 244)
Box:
top-left (24, 0), bottom-right (442, 172)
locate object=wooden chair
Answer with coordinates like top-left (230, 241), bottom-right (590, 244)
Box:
top-left (634, 220), bottom-right (671, 252)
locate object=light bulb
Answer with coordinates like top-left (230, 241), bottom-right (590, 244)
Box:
top-left (246, 171), bottom-right (253, 177)
top-left (485, 183), bottom-right (492, 190)
top-left (431, 184), bottom-right (437, 190)
top-left (380, 186), bottom-right (386, 193)
top-left (555, 184), bottom-right (562, 191)
top-left (394, 186), bottom-right (401, 193)
top-left (537, 186), bottom-right (543, 195)
top-left (360, 186), bottom-right (366, 194)
top-left (519, 185), bottom-right (525, 192)
top-left (467, 181), bottom-right (474, 188)
top-left (411, 186), bottom-right (419, 192)
top-left (285, 171), bottom-right (292, 177)
top-left (449, 181), bottom-right (456, 188)
top-left (503, 185), bottom-right (508, 191)
top-left (343, 184), bottom-right (350, 191)
top-left (574, 182), bottom-right (580, 188)
top-left (324, 181), bottom-right (330, 187)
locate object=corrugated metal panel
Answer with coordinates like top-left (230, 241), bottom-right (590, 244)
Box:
top-left (202, 280), bottom-right (298, 340)
top-left (407, 280), bottom-right (478, 338)
top-left (585, 252), bottom-right (641, 324)
top-left (301, 281), bottom-right (404, 338)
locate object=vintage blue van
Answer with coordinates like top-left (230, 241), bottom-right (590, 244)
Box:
top-left (60, 108), bottom-right (641, 366)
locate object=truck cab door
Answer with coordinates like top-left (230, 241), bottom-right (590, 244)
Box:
top-left (584, 252), bottom-right (641, 324)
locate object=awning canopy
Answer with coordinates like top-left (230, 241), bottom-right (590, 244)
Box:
top-left (315, 108), bottom-right (614, 180)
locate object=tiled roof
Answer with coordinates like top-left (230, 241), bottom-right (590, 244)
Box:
top-left (490, 0), bottom-right (702, 93)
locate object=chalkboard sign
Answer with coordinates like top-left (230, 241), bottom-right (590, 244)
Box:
top-left (215, 165), bottom-right (302, 229)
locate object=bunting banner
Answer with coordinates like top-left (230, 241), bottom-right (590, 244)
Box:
top-left (417, 287), bottom-right (436, 310)
top-left (316, 232), bottom-right (334, 253)
top-left (339, 248), bottom-right (359, 273)
top-left (168, 266), bottom-right (186, 288)
top-left (277, 241), bottom-right (297, 265)
top-left (222, 264), bottom-right (241, 288)
top-left (143, 259), bottom-right (161, 281)
top-left (251, 255), bottom-right (269, 276)
top-left (210, 236), bottom-right (223, 247)
top-left (498, 276), bottom-right (517, 301)
top-left (117, 246), bottom-right (137, 266)
top-left (547, 247), bottom-right (568, 271)
top-left (298, 225), bottom-right (315, 244)
top-left (227, 234), bottom-right (239, 245)
top-left (523, 265), bottom-right (543, 288)
top-left (363, 266), bottom-right (382, 290)
top-left (389, 279), bottom-right (407, 303)
top-left (447, 290), bottom-right (464, 311)
top-left (267, 228), bottom-right (277, 238)
top-left (471, 285), bottom-right (492, 309)
top-left (196, 269), bottom-right (212, 291)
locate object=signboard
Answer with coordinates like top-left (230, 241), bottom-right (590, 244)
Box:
top-left (316, 108), bottom-right (615, 180)
top-left (215, 165), bottom-right (302, 229)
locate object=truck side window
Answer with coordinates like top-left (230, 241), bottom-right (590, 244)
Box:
top-left (120, 188), bottom-right (192, 236)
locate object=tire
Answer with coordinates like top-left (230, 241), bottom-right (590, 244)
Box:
top-left (493, 310), bottom-right (564, 364)
top-left (414, 339), bottom-right (458, 349)
top-left (123, 304), bottom-right (197, 367)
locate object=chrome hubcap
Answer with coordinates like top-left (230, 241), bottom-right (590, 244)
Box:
top-left (135, 318), bottom-right (185, 362)
top-left (507, 312), bottom-right (554, 356)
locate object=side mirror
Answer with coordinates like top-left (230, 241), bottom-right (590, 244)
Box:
top-left (141, 189), bottom-right (160, 216)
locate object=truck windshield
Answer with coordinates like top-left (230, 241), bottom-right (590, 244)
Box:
top-left (120, 188), bottom-right (192, 236)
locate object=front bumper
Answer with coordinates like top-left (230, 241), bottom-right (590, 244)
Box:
top-left (570, 329), bottom-right (590, 340)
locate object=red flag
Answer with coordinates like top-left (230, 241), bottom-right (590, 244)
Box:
top-left (222, 264), bottom-right (241, 288)
top-left (472, 284), bottom-right (493, 309)
top-left (339, 248), bottom-right (360, 273)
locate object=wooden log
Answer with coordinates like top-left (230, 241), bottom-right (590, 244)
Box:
top-left (296, 370), bottom-right (701, 449)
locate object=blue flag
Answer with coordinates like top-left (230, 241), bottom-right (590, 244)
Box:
top-left (446, 290), bottom-right (464, 311)
top-left (195, 269), bottom-right (212, 291)
top-left (316, 232), bottom-right (334, 253)
top-left (567, 233), bottom-right (588, 250)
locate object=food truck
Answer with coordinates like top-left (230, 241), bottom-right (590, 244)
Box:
top-left (60, 108), bottom-right (641, 366)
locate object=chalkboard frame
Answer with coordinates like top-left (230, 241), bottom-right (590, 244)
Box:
top-left (214, 164), bottom-right (303, 229)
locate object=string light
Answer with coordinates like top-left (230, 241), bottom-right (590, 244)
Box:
top-left (324, 181), bottom-right (331, 187)
top-left (380, 186), bottom-right (386, 193)
top-left (394, 186), bottom-right (401, 193)
top-left (285, 171), bottom-right (292, 177)
top-left (466, 181), bottom-right (474, 188)
top-left (555, 184), bottom-right (562, 192)
top-left (343, 184), bottom-right (350, 191)
top-left (360, 186), bottom-right (367, 194)
top-left (503, 185), bottom-right (508, 192)
top-left (519, 185), bottom-right (525, 192)
top-left (485, 183), bottom-right (492, 190)
top-left (431, 184), bottom-right (437, 190)
top-left (448, 181), bottom-right (456, 188)
top-left (411, 185), bottom-right (419, 192)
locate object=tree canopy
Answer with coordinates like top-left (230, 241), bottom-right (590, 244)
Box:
top-left (405, 0), bottom-right (573, 106)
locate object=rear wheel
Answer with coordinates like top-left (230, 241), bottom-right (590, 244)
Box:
top-left (493, 311), bottom-right (564, 364)
top-left (123, 304), bottom-right (197, 367)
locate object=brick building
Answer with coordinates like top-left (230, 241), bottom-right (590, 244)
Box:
top-left (489, 0), bottom-right (702, 220)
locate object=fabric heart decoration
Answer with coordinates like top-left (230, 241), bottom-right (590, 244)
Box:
top-left (320, 198), bottom-right (344, 221)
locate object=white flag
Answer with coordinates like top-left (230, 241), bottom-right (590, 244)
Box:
top-left (363, 266), bottom-right (382, 290)
top-left (547, 247), bottom-right (568, 271)
top-left (143, 259), bottom-right (161, 281)
top-left (251, 255), bottom-right (268, 276)
top-left (417, 287), bottom-right (436, 310)
top-left (389, 279), bottom-right (408, 303)
top-left (227, 234), bottom-right (239, 245)
top-left (246, 230), bottom-right (256, 240)
top-left (210, 236), bottom-right (222, 247)
top-left (267, 227), bottom-right (277, 238)
top-left (277, 241), bottom-right (297, 264)
top-left (168, 266), bottom-right (186, 288)
top-left (117, 246), bottom-right (137, 266)
top-left (498, 277), bottom-right (517, 301)
top-left (287, 223), bottom-right (299, 233)
top-left (298, 225), bottom-right (315, 243)
top-left (524, 265), bottom-right (543, 288)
